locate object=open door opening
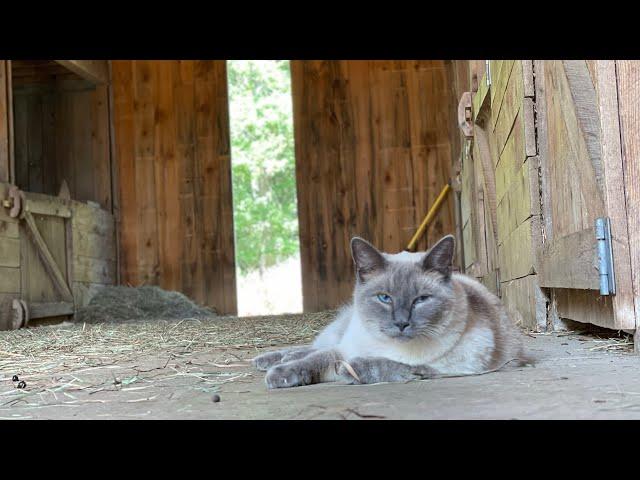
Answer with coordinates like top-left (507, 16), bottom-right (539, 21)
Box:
top-left (227, 60), bottom-right (302, 316)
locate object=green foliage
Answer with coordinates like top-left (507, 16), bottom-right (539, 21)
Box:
top-left (228, 60), bottom-right (299, 275)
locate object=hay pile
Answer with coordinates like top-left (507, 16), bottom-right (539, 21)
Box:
top-left (75, 286), bottom-right (216, 324)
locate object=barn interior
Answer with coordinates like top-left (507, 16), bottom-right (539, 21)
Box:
top-left (0, 60), bottom-right (639, 419)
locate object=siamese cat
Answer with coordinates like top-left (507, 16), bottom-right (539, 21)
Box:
top-left (253, 234), bottom-right (530, 388)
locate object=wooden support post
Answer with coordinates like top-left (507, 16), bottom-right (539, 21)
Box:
top-left (615, 60), bottom-right (640, 352)
top-left (594, 60), bottom-right (636, 331)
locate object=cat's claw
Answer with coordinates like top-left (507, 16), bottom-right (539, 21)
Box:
top-left (336, 358), bottom-right (367, 385)
top-left (265, 364), bottom-right (312, 389)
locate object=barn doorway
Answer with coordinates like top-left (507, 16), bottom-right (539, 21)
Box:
top-left (227, 60), bottom-right (303, 316)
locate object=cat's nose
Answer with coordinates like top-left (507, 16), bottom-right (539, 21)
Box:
top-left (395, 320), bottom-right (410, 332)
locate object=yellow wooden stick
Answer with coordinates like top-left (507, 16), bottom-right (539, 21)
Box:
top-left (406, 183), bottom-right (452, 252)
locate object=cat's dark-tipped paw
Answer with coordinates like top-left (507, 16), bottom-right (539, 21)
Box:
top-left (265, 364), bottom-right (312, 389)
top-left (252, 351), bottom-right (285, 371)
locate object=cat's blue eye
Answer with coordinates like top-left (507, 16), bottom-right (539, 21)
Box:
top-left (376, 293), bottom-right (392, 304)
top-left (415, 295), bottom-right (431, 304)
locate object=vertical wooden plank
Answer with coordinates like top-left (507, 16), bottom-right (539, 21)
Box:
top-left (27, 92), bottom-right (44, 192)
top-left (93, 85), bottom-right (112, 210)
top-left (155, 61), bottom-right (182, 294)
top-left (594, 60), bottom-right (636, 330)
top-left (112, 61), bottom-right (139, 285)
top-left (0, 61), bottom-right (9, 183)
top-left (42, 90), bottom-right (56, 195)
top-left (175, 60), bottom-right (202, 303)
top-left (614, 60), bottom-right (640, 346)
top-left (134, 60), bottom-right (159, 286)
top-left (533, 60), bottom-right (553, 246)
top-left (106, 60), bottom-right (121, 283)
top-left (291, 60), bottom-right (319, 312)
top-left (193, 60), bottom-right (236, 314)
top-left (12, 92), bottom-right (29, 189)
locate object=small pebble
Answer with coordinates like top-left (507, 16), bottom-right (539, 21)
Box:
top-left (12, 375), bottom-right (19, 382)
top-left (16, 381), bottom-right (26, 389)
top-left (212, 394), bottom-right (221, 403)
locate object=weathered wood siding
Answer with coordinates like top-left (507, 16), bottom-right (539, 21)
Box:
top-left (11, 78), bottom-right (112, 210)
top-left (70, 201), bottom-right (117, 308)
top-left (291, 60), bottom-right (457, 312)
top-left (112, 60), bottom-right (237, 315)
top-left (0, 61), bottom-right (12, 183)
top-left (0, 184), bottom-right (117, 329)
top-left (457, 60), bottom-right (546, 330)
top-left (0, 182), bottom-right (20, 329)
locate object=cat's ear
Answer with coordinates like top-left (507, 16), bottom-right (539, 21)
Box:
top-left (422, 235), bottom-right (455, 278)
top-left (351, 237), bottom-right (387, 282)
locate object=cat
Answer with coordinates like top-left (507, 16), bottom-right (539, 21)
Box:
top-left (253, 234), bottom-right (530, 389)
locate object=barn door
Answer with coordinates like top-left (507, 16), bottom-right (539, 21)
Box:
top-left (4, 187), bottom-right (74, 327)
top-left (535, 60), bottom-right (636, 330)
top-left (457, 62), bottom-right (499, 296)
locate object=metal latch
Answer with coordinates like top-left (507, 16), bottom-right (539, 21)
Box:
top-left (595, 217), bottom-right (616, 296)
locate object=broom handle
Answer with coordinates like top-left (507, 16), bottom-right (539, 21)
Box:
top-left (406, 183), bottom-right (451, 252)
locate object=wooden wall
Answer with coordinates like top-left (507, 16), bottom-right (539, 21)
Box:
top-left (70, 200), bottom-right (117, 308)
top-left (292, 60), bottom-right (457, 312)
top-left (12, 79), bottom-right (112, 210)
top-left (0, 182), bottom-right (20, 329)
top-left (457, 60), bottom-right (546, 330)
top-left (112, 60), bottom-right (237, 315)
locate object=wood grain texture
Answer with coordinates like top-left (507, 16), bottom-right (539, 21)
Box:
top-left (533, 60), bottom-right (637, 331)
top-left (593, 60), bottom-right (636, 330)
top-left (616, 60), bottom-right (640, 340)
top-left (537, 228), bottom-right (599, 290)
top-left (112, 60), bottom-right (237, 314)
top-left (55, 61), bottom-right (109, 85)
top-left (12, 79), bottom-right (112, 210)
top-left (501, 274), bottom-right (547, 331)
top-left (292, 60), bottom-right (456, 311)
top-left (0, 61), bottom-right (10, 182)
top-left (22, 211), bottom-right (73, 302)
top-left (543, 60), bottom-right (605, 239)
top-left (553, 288), bottom-right (614, 329)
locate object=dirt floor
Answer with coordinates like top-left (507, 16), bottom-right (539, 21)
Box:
top-left (0, 313), bottom-right (639, 419)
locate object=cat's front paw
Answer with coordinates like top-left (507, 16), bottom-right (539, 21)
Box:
top-left (265, 363), bottom-right (313, 389)
top-left (252, 351), bottom-right (285, 371)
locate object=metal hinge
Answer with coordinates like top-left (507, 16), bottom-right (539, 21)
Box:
top-left (595, 217), bottom-right (616, 296)
top-left (486, 60), bottom-right (492, 87)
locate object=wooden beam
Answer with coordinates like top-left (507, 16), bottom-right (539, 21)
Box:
top-left (615, 60), bottom-right (640, 351)
top-left (55, 60), bottom-right (109, 85)
top-left (0, 61), bottom-right (9, 183)
top-left (23, 191), bottom-right (72, 218)
top-left (29, 301), bottom-right (74, 319)
top-left (594, 60), bottom-right (636, 330)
